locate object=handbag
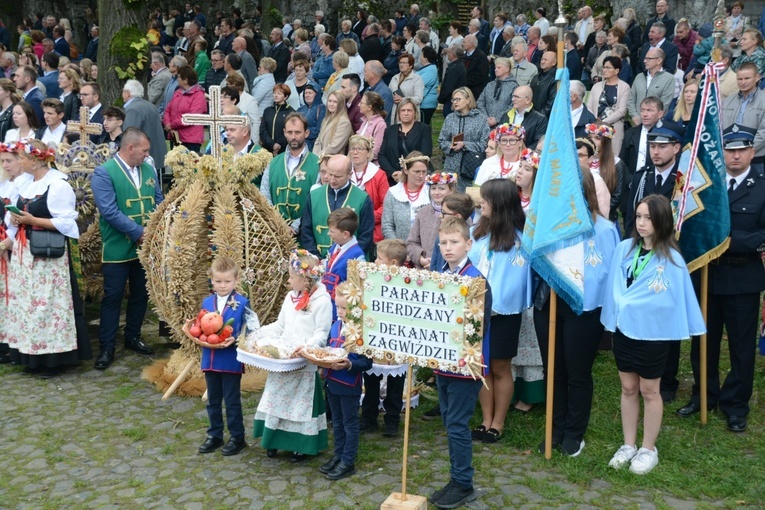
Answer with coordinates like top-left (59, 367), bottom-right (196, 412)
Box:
top-left (29, 229), bottom-right (66, 258)
top-left (459, 150), bottom-right (485, 181)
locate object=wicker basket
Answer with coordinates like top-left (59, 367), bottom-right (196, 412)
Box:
top-left (300, 346), bottom-right (348, 369)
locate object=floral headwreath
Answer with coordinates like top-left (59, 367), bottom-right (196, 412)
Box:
top-left (398, 153), bottom-right (431, 172)
top-left (0, 142), bottom-right (19, 154)
top-left (348, 134), bottom-right (375, 153)
top-left (426, 172), bottom-right (457, 186)
top-left (520, 148), bottom-right (540, 168)
top-left (585, 123), bottom-right (615, 139)
top-left (18, 140), bottom-right (56, 163)
top-left (289, 249), bottom-right (324, 283)
top-left (490, 123), bottom-right (525, 141)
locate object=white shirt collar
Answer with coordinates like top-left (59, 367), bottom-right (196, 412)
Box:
top-left (726, 169), bottom-right (750, 190)
top-left (443, 256), bottom-right (469, 274)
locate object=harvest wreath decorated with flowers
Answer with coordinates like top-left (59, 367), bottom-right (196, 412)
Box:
top-left (342, 260), bottom-right (487, 381)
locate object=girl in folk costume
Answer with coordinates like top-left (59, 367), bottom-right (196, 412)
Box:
top-left (347, 135), bottom-right (389, 243)
top-left (251, 249), bottom-right (332, 462)
top-left (511, 149), bottom-right (545, 413)
top-left (5, 139), bottom-right (91, 377)
top-left (381, 151), bottom-right (431, 243)
top-left (534, 167), bottom-right (619, 456)
top-left (601, 195), bottom-right (704, 474)
top-left (586, 123), bottom-right (625, 222)
top-left (0, 142), bottom-right (32, 363)
top-left (474, 124), bottom-right (525, 186)
top-left (406, 171), bottom-right (456, 269)
top-left (469, 178), bottom-right (532, 444)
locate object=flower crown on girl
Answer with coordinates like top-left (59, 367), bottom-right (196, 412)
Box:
top-left (17, 140), bottom-right (56, 163)
top-left (585, 123), bottom-right (615, 139)
top-left (490, 123), bottom-right (525, 141)
top-left (398, 153), bottom-right (431, 171)
top-left (289, 249), bottom-right (324, 284)
top-left (520, 148), bottom-right (540, 168)
top-left (426, 172), bottom-right (457, 186)
top-left (0, 142), bottom-right (19, 153)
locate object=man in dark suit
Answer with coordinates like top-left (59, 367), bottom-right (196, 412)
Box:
top-left (564, 32), bottom-right (583, 81)
top-left (79, 82), bottom-right (105, 144)
top-left (677, 125), bottom-right (765, 434)
top-left (570, 80), bottom-right (596, 139)
top-left (642, 0), bottom-right (675, 44)
top-left (462, 35), bottom-right (489, 101)
top-left (439, 45), bottom-right (467, 117)
top-left (217, 18), bottom-right (235, 55)
top-left (498, 85), bottom-right (547, 150)
top-left (267, 27), bottom-right (290, 84)
top-left (624, 120), bottom-right (684, 235)
top-left (85, 26), bottom-right (99, 62)
top-left (530, 51), bottom-right (557, 117)
top-left (359, 23), bottom-right (383, 62)
top-left (620, 96), bottom-right (665, 213)
top-left (122, 80), bottom-right (168, 179)
top-left (471, 6), bottom-right (490, 45)
top-left (637, 21), bottom-right (679, 75)
top-left (52, 25), bottom-right (70, 57)
top-left (12, 65), bottom-right (45, 125)
top-left (39, 52), bottom-right (61, 99)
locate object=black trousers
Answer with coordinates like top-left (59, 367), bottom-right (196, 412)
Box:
top-left (690, 292), bottom-right (760, 417)
top-left (361, 372), bottom-right (406, 426)
top-left (204, 371), bottom-right (244, 440)
top-left (661, 271), bottom-right (700, 396)
top-left (534, 299), bottom-right (603, 444)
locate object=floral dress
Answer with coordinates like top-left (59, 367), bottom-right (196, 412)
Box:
top-left (251, 284), bottom-right (333, 454)
top-left (6, 171), bottom-right (90, 368)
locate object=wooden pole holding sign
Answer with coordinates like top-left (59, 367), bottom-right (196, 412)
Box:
top-left (700, 266), bottom-right (709, 425)
top-left (544, 1), bottom-right (568, 462)
top-left (380, 364), bottom-right (427, 510)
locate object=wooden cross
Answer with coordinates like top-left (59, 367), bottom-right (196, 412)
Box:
top-left (66, 106), bottom-right (103, 142)
top-left (181, 85), bottom-right (249, 161)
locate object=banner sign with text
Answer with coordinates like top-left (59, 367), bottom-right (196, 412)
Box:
top-left (343, 261), bottom-right (486, 378)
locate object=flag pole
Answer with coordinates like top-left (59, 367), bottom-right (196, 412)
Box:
top-left (544, 2), bottom-right (568, 461)
top-left (700, 0), bottom-right (727, 426)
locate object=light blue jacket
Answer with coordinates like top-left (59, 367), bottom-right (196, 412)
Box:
top-left (469, 227), bottom-right (532, 315)
top-left (250, 73), bottom-right (275, 118)
top-left (417, 64), bottom-right (439, 109)
top-left (582, 216), bottom-right (620, 312)
top-left (601, 240), bottom-right (705, 340)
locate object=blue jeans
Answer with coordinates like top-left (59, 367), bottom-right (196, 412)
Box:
top-left (99, 260), bottom-right (148, 351)
top-left (326, 388), bottom-right (361, 465)
top-left (204, 371), bottom-right (244, 440)
top-left (437, 375), bottom-right (482, 488)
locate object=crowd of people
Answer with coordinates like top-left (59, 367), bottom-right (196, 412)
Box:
top-left (1, 3), bottom-right (765, 508)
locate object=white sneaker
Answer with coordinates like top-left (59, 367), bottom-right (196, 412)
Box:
top-left (608, 444), bottom-right (638, 469)
top-left (629, 447), bottom-right (659, 475)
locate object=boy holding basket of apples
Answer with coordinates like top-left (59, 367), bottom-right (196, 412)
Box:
top-left (185, 256), bottom-right (250, 456)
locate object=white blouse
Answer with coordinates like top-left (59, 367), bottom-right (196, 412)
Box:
top-left (15, 170), bottom-right (79, 239)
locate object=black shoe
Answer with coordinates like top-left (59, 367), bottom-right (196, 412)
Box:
top-left (266, 449), bottom-right (278, 458)
top-left (198, 436), bottom-right (224, 454)
top-left (382, 423), bottom-right (398, 437)
top-left (727, 415), bottom-right (747, 433)
top-left (430, 481), bottom-right (454, 503)
top-left (471, 425), bottom-right (487, 441)
top-left (433, 483), bottom-right (476, 508)
top-left (290, 451), bottom-right (309, 463)
top-left (422, 405), bottom-right (441, 421)
top-left (660, 391), bottom-right (676, 403)
top-left (94, 350), bottom-right (114, 370)
top-left (359, 421), bottom-right (378, 433)
top-left (320, 456), bottom-right (341, 474)
top-left (221, 437), bottom-right (247, 456)
top-left (326, 461), bottom-right (356, 480)
top-left (125, 337), bottom-right (154, 355)
top-left (482, 428), bottom-right (502, 444)
top-left (676, 401), bottom-right (716, 417)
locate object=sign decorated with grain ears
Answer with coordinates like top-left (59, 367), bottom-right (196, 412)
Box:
top-left (343, 260), bottom-right (487, 379)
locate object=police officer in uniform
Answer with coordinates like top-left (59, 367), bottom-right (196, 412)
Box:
top-left (676, 124), bottom-right (765, 432)
top-left (624, 120), bottom-right (687, 402)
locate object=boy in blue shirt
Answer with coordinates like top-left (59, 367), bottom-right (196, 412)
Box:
top-left (430, 216), bottom-right (492, 509)
top-left (197, 256), bottom-right (250, 456)
top-left (321, 281), bottom-right (373, 480)
top-left (322, 208), bottom-right (366, 320)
